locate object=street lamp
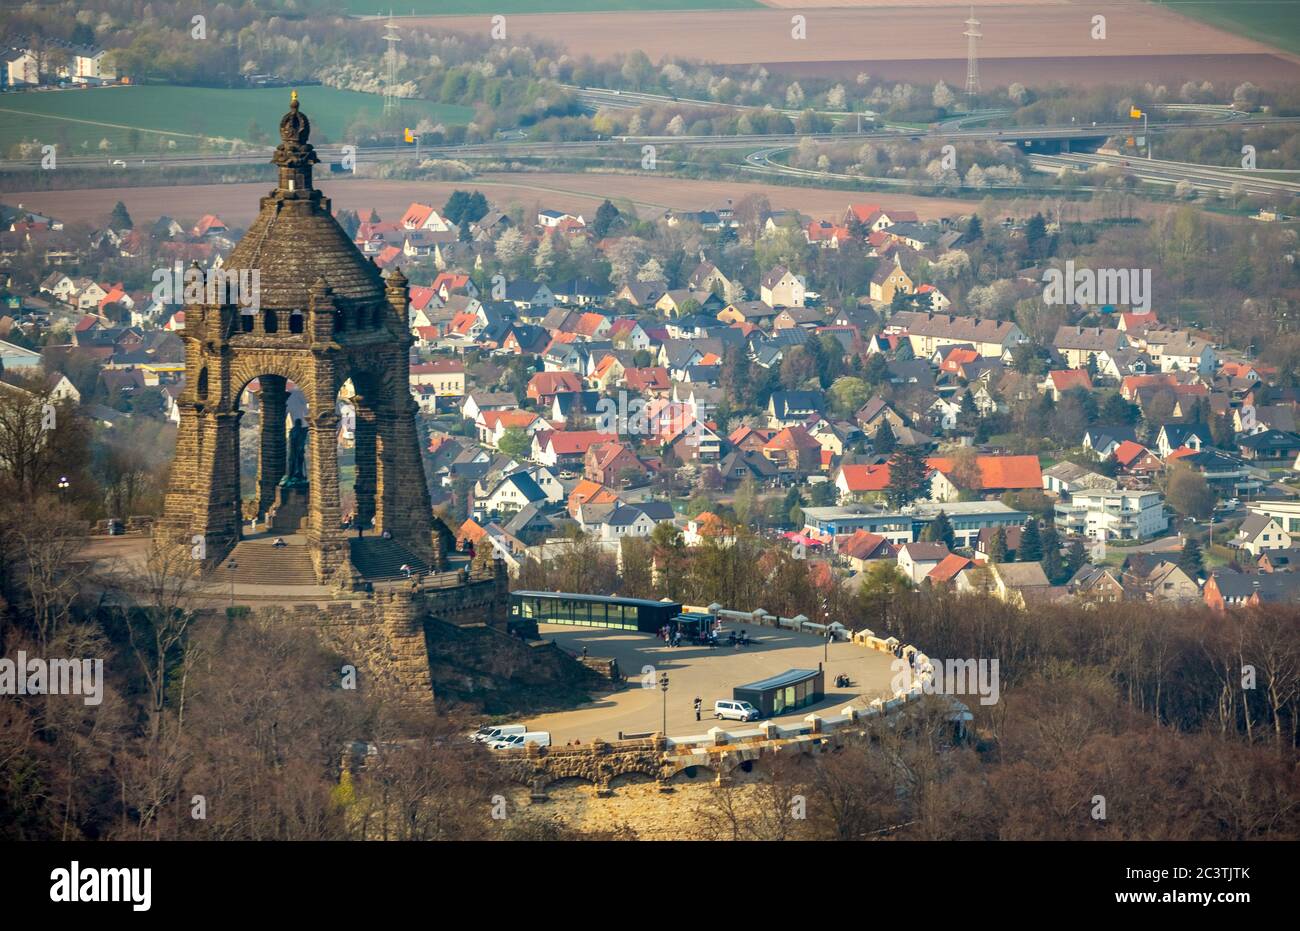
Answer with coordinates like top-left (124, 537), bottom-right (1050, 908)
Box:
top-left (226, 560), bottom-right (237, 608)
top-left (57, 475), bottom-right (70, 493)
top-left (659, 672), bottom-right (669, 735)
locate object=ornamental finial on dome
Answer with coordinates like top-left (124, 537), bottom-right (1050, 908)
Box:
top-left (279, 91), bottom-right (311, 145)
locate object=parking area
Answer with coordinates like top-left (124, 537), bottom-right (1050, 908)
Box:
top-left (526, 622), bottom-right (900, 744)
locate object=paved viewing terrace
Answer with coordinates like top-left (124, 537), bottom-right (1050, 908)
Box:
top-left (528, 622), bottom-right (900, 744)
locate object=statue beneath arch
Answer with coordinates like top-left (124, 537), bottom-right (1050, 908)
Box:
top-left (158, 93), bottom-right (444, 586)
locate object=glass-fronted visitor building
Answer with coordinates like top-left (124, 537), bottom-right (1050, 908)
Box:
top-left (509, 591), bottom-right (684, 635)
top-left (734, 668), bottom-right (824, 717)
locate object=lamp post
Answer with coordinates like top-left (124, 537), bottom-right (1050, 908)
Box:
top-left (659, 672), bottom-right (669, 735)
top-left (226, 560), bottom-right (237, 609)
top-left (57, 475), bottom-right (70, 495)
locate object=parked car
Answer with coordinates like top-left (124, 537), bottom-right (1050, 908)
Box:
top-left (714, 699), bottom-right (759, 722)
top-left (470, 724), bottom-right (525, 743)
top-left (490, 731), bottom-right (551, 750)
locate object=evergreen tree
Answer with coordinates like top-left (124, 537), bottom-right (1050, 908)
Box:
top-left (885, 445), bottom-right (931, 509)
top-left (966, 214), bottom-right (983, 241)
top-left (1065, 538), bottom-right (1087, 575)
top-left (873, 419), bottom-right (897, 455)
top-left (1040, 524), bottom-right (1066, 583)
top-left (987, 526), bottom-right (1007, 563)
top-left (592, 199), bottom-right (619, 239)
top-left (923, 509), bottom-right (955, 549)
top-left (1025, 212), bottom-right (1047, 258)
top-left (109, 201), bottom-right (133, 230)
top-left (1101, 392), bottom-right (1138, 425)
top-left (1018, 518), bottom-right (1043, 562)
top-left (1178, 537), bottom-right (1205, 579)
top-left (465, 191), bottom-right (489, 223)
top-left (863, 352), bottom-right (888, 386)
top-left (458, 217), bottom-right (472, 242)
top-left (336, 209), bottom-right (361, 239)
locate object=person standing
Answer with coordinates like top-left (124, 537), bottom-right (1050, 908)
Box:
top-left (693, 696), bottom-right (702, 721)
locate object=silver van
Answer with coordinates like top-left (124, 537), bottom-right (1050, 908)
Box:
top-left (714, 700), bottom-right (759, 722)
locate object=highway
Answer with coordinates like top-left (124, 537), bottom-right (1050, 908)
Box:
top-left (5, 115), bottom-right (1297, 173)
top-left (1028, 151), bottom-right (1300, 198)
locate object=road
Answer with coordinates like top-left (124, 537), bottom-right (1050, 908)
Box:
top-left (1029, 150), bottom-right (1300, 198)
top-left (6, 115), bottom-right (1297, 173)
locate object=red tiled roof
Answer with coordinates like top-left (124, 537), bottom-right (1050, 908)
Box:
top-left (838, 463), bottom-right (891, 492)
top-left (840, 530), bottom-right (893, 560)
top-left (1113, 440), bottom-right (1152, 466)
top-left (1048, 369), bottom-right (1093, 392)
top-left (928, 553), bottom-right (973, 583)
top-left (925, 454), bottom-right (1042, 491)
top-left (547, 430), bottom-right (617, 454)
top-left (766, 425), bottom-right (821, 451)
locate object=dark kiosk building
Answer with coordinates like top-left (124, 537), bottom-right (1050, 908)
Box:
top-left (509, 591), bottom-right (683, 636)
top-left (734, 668), bottom-right (825, 717)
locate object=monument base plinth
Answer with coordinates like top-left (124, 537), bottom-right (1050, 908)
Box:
top-left (271, 482), bottom-right (309, 533)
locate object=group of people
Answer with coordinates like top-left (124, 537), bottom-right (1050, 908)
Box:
top-left (891, 642), bottom-right (918, 669)
top-left (658, 626), bottom-right (686, 648)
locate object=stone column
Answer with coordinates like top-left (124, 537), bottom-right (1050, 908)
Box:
top-left (171, 406), bottom-right (243, 566)
top-left (375, 388), bottom-right (436, 567)
top-left (353, 403), bottom-right (377, 532)
top-left (307, 409), bottom-right (346, 581)
top-left (257, 375), bottom-right (287, 518)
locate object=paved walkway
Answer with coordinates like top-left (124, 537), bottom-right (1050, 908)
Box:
top-left (524, 623), bottom-right (899, 744)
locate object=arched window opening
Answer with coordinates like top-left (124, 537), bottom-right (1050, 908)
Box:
top-left (263, 309), bottom-right (278, 333)
top-left (289, 311), bottom-right (304, 334)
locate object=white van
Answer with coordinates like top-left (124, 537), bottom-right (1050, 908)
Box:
top-left (714, 700), bottom-right (759, 722)
top-left (491, 730), bottom-right (551, 750)
top-left (472, 724), bottom-right (526, 744)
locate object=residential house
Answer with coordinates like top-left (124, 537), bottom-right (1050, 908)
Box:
top-left (839, 530), bottom-right (897, 572)
top-left (767, 390), bottom-right (823, 429)
top-left (1054, 489), bottom-right (1167, 541)
top-left (869, 254), bottom-right (914, 304)
top-left (1237, 429), bottom-right (1300, 463)
top-left (759, 266), bottom-right (805, 308)
top-left (1232, 512), bottom-right (1293, 556)
top-left (898, 542), bottom-right (951, 584)
top-left (1041, 461), bottom-right (1118, 497)
top-left (763, 426), bottom-right (823, 475)
top-left (1067, 564), bottom-right (1126, 606)
top-left (1052, 326), bottom-right (1126, 370)
top-left (535, 430), bottom-right (618, 471)
top-left (1204, 570), bottom-right (1300, 610)
top-left (926, 455), bottom-right (1043, 502)
top-left (891, 311), bottom-right (1023, 359)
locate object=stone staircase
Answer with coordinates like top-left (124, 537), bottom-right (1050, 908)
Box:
top-left (223, 534), bottom-right (318, 586)
top-left (348, 537), bottom-right (431, 581)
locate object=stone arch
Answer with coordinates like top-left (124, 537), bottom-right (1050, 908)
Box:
top-left (229, 355), bottom-right (314, 408)
top-left (540, 774), bottom-right (599, 792)
top-left (667, 762), bottom-right (718, 784)
top-left (609, 770), bottom-right (657, 790)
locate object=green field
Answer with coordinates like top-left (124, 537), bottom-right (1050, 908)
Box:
top-left (0, 85), bottom-right (473, 156)
top-left (1162, 0), bottom-right (1300, 56)
top-left (346, 0), bottom-right (759, 14)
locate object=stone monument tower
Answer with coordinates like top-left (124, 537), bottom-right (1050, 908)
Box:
top-left (159, 92), bottom-right (442, 585)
